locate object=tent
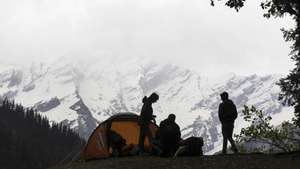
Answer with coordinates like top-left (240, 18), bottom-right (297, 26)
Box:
top-left (81, 113), bottom-right (158, 160)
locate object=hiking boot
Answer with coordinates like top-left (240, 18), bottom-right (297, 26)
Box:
top-left (222, 148), bottom-right (227, 155)
top-left (231, 147), bottom-right (238, 154)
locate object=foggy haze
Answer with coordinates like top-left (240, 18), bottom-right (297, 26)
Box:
top-left (0, 0), bottom-right (294, 75)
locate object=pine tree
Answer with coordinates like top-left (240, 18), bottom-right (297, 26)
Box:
top-left (0, 99), bottom-right (85, 169)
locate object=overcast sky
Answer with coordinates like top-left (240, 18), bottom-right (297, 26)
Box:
top-left (0, 0), bottom-right (295, 76)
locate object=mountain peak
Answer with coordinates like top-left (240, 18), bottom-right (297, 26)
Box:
top-left (0, 60), bottom-right (291, 153)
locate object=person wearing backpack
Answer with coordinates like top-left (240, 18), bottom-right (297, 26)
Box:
top-left (218, 91), bottom-right (238, 154)
top-left (138, 92), bottom-right (159, 154)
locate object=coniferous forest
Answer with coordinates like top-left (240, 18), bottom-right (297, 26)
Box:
top-left (0, 99), bottom-right (86, 169)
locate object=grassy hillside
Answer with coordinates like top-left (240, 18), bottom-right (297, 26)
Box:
top-left (51, 152), bottom-right (300, 169)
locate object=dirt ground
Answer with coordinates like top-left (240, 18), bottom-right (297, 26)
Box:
top-left (51, 152), bottom-right (300, 169)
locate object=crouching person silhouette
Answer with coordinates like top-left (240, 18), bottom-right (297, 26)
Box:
top-left (108, 130), bottom-right (126, 157)
top-left (158, 114), bottom-right (181, 157)
top-left (138, 92), bottom-right (159, 155)
top-left (218, 92), bottom-right (238, 154)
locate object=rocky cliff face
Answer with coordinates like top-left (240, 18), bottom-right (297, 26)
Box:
top-left (0, 57), bottom-right (293, 153)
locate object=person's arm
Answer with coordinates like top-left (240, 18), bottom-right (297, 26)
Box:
top-left (152, 118), bottom-right (156, 124)
top-left (151, 114), bottom-right (156, 123)
top-left (218, 104), bottom-right (223, 123)
top-left (175, 124), bottom-right (181, 141)
top-left (232, 103), bottom-right (238, 120)
top-left (149, 110), bottom-right (156, 123)
top-left (148, 106), bottom-right (154, 121)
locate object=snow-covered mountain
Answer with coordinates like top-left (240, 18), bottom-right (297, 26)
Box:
top-left (0, 56), bottom-right (294, 153)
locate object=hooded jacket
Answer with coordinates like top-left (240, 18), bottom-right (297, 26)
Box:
top-left (139, 96), bottom-right (154, 125)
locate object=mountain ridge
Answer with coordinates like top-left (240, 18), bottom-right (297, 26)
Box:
top-left (0, 57), bottom-right (294, 153)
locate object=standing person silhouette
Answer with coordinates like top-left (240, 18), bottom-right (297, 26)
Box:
top-left (218, 92), bottom-right (238, 154)
top-left (138, 92), bottom-right (159, 154)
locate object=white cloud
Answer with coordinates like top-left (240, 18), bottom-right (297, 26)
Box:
top-left (0, 0), bottom-right (294, 75)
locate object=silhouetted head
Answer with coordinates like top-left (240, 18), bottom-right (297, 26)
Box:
top-left (220, 92), bottom-right (229, 101)
top-left (148, 92), bottom-right (159, 103)
top-left (142, 96), bottom-right (148, 103)
top-left (168, 114), bottom-right (176, 122)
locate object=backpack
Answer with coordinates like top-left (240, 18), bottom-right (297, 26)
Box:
top-left (108, 130), bottom-right (126, 149)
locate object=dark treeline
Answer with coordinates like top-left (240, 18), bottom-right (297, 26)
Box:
top-left (0, 99), bottom-right (85, 169)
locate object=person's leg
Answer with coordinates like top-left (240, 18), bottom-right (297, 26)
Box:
top-left (151, 140), bottom-right (162, 156)
top-left (138, 125), bottom-right (147, 152)
top-left (222, 137), bottom-right (228, 154)
top-left (160, 138), bottom-right (172, 157)
top-left (166, 145), bottom-right (173, 157)
top-left (228, 138), bottom-right (238, 153)
top-left (160, 142), bottom-right (168, 157)
top-left (227, 123), bottom-right (238, 153)
top-left (222, 124), bottom-right (228, 154)
top-left (145, 125), bottom-right (152, 144)
top-left (170, 143), bottom-right (179, 156)
top-left (174, 146), bottom-right (187, 157)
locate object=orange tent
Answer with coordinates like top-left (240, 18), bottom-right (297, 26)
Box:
top-left (81, 113), bottom-right (158, 160)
